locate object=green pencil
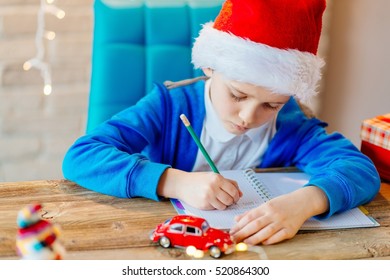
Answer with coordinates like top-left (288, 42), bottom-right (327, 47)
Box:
top-left (180, 114), bottom-right (220, 174)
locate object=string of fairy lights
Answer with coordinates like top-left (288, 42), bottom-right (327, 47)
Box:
top-left (23, 0), bottom-right (65, 96)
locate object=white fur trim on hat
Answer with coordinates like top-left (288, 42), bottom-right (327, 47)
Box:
top-left (192, 23), bottom-right (325, 101)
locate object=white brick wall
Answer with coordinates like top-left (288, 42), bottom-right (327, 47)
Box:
top-left (0, 0), bottom-right (93, 181)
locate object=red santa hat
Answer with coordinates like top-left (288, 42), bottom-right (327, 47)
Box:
top-left (192, 0), bottom-right (326, 101)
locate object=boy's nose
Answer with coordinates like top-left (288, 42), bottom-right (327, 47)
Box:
top-left (238, 106), bottom-right (258, 126)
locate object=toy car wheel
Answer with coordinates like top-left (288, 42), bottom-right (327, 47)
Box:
top-left (209, 246), bottom-right (222, 259)
top-left (158, 236), bottom-right (171, 248)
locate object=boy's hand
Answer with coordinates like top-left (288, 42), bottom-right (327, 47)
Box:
top-left (178, 172), bottom-right (243, 210)
top-left (229, 186), bottom-right (328, 245)
top-left (157, 168), bottom-right (242, 210)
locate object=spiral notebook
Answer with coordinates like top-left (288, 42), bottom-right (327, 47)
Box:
top-left (171, 169), bottom-right (379, 230)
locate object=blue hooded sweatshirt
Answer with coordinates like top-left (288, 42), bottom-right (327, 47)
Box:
top-left (62, 80), bottom-right (380, 218)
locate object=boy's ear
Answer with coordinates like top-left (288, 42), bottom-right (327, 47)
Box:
top-left (202, 68), bottom-right (213, 77)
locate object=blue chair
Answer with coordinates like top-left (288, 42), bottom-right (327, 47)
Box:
top-left (87, 0), bottom-right (223, 132)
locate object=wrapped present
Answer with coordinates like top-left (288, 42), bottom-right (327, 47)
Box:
top-left (360, 114), bottom-right (390, 182)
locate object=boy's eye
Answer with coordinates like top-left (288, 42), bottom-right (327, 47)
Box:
top-left (263, 103), bottom-right (281, 110)
top-left (230, 93), bottom-right (245, 102)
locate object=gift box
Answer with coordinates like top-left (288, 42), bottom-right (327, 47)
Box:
top-left (360, 114), bottom-right (390, 182)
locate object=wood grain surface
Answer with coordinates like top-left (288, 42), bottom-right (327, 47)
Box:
top-left (0, 179), bottom-right (389, 260)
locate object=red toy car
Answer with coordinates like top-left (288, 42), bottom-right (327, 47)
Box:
top-left (150, 215), bottom-right (234, 258)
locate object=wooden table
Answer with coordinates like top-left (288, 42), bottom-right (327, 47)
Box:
top-left (0, 179), bottom-right (389, 260)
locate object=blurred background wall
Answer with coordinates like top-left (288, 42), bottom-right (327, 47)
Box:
top-left (319, 0), bottom-right (390, 146)
top-left (0, 0), bottom-right (389, 182)
top-left (0, 0), bottom-right (92, 181)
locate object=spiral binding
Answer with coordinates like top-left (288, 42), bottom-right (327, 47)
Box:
top-left (243, 169), bottom-right (273, 201)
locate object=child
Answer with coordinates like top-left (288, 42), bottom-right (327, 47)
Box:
top-left (63, 0), bottom-right (380, 245)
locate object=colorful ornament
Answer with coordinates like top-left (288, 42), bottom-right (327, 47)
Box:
top-left (16, 203), bottom-right (65, 260)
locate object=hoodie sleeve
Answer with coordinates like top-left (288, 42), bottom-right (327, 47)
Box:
top-left (261, 98), bottom-right (380, 218)
top-left (294, 123), bottom-right (380, 218)
top-left (62, 86), bottom-right (170, 200)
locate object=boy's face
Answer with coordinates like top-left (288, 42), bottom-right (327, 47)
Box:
top-left (209, 72), bottom-right (290, 135)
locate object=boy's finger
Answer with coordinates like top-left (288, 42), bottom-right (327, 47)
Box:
top-left (222, 180), bottom-right (242, 202)
top-left (227, 178), bottom-right (241, 194)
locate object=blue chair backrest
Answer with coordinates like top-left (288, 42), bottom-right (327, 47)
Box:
top-left (87, 0), bottom-right (223, 132)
